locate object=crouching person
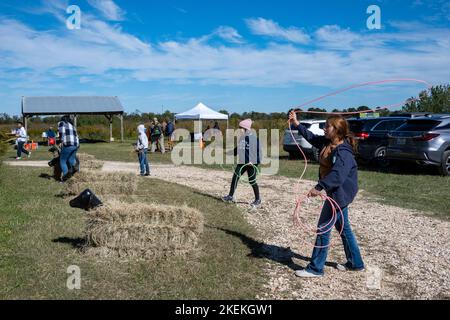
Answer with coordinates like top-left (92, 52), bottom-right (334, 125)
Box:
top-left (136, 124), bottom-right (150, 176)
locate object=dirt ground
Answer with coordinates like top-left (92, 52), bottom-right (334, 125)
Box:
top-left (6, 160), bottom-right (450, 299)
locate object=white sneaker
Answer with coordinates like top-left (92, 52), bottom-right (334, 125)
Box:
top-left (15, 157), bottom-right (21, 160)
top-left (27, 152), bottom-right (31, 158)
top-left (295, 270), bottom-right (323, 278)
top-left (336, 264), bottom-right (365, 272)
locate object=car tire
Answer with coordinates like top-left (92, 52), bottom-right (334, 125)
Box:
top-left (288, 152), bottom-right (299, 160)
top-left (311, 147), bottom-right (320, 162)
top-left (374, 146), bottom-right (390, 168)
top-left (438, 150), bottom-right (450, 176)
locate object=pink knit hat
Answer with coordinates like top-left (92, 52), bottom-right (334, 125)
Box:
top-left (239, 119), bottom-right (253, 131)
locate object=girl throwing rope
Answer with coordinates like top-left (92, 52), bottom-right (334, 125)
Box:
top-left (222, 119), bottom-right (262, 209)
top-left (289, 111), bottom-right (364, 278)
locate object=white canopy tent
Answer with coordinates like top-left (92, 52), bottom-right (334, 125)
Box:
top-left (175, 102), bottom-right (229, 140)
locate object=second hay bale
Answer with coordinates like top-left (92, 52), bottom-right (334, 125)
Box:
top-left (85, 200), bottom-right (204, 259)
top-left (77, 153), bottom-right (104, 170)
top-left (62, 171), bottom-right (137, 196)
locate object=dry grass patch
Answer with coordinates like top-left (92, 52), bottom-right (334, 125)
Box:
top-left (84, 200), bottom-right (204, 260)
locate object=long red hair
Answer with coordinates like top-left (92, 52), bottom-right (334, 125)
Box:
top-left (326, 115), bottom-right (357, 153)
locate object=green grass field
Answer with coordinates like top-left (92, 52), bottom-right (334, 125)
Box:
top-left (2, 141), bottom-right (449, 219)
top-left (0, 164), bottom-right (265, 299)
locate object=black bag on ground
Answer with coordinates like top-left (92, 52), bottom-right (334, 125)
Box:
top-left (69, 189), bottom-right (103, 211)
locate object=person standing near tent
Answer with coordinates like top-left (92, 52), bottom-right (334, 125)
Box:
top-left (288, 111), bottom-right (364, 278)
top-left (222, 119), bottom-right (262, 209)
top-left (15, 121), bottom-right (30, 160)
top-left (58, 115), bottom-right (79, 182)
top-left (151, 118), bottom-right (165, 154)
top-left (136, 124), bottom-right (150, 176)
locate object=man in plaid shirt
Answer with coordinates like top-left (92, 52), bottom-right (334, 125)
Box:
top-left (58, 115), bottom-right (79, 181)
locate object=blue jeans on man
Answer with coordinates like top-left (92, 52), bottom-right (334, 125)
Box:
top-left (17, 141), bottom-right (30, 158)
top-left (138, 148), bottom-right (150, 175)
top-left (60, 145), bottom-right (78, 178)
top-left (305, 201), bottom-right (364, 275)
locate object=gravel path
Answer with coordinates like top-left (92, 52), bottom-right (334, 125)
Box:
top-left (6, 160), bottom-right (450, 299)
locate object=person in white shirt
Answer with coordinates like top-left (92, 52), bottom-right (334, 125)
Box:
top-left (136, 124), bottom-right (150, 176)
top-left (15, 122), bottom-right (30, 160)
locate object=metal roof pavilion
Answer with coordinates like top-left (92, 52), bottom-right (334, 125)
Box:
top-left (21, 96), bottom-right (125, 142)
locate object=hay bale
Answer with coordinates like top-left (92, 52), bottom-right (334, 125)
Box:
top-left (62, 171), bottom-right (137, 197)
top-left (77, 153), bottom-right (104, 170)
top-left (84, 200), bottom-right (204, 259)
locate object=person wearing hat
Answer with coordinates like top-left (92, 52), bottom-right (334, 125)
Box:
top-left (222, 119), bottom-right (262, 209)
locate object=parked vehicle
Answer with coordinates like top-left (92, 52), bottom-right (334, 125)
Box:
top-left (386, 115), bottom-right (450, 176)
top-left (283, 120), bottom-right (326, 161)
top-left (348, 117), bottom-right (409, 166)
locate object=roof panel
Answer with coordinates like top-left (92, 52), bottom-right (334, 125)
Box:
top-left (22, 96), bottom-right (124, 115)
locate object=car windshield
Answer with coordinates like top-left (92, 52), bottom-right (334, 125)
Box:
top-left (396, 120), bottom-right (441, 132)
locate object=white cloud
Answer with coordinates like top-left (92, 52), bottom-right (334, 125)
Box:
top-left (87, 0), bottom-right (126, 21)
top-left (214, 26), bottom-right (244, 44)
top-left (315, 25), bottom-right (360, 50)
top-left (246, 17), bottom-right (310, 44)
top-left (0, 13), bottom-right (448, 93)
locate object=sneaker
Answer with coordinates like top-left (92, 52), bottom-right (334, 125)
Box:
top-left (144, 173), bottom-right (151, 176)
top-left (27, 152), bottom-right (31, 158)
top-left (295, 270), bottom-right (323, 278)
top-left (336, 263), bottom-right (365, 272)
top-left (250, 199), bottom-right (262, 209)
top-left (222, 195), bottom-right (235, 203)
top-left (15, 157), bottom-right (22, 160)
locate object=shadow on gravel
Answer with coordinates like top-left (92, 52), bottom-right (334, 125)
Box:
top-left (211, 226), bottom-right (338, 271)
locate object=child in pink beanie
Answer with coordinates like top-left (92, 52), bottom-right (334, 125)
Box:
top-left (222, 119), bottom-right (262, 209)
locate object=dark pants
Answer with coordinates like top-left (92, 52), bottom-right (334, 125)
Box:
top-left (306, 202), bottom-right (364, 275)
top-left (138, 148), bottom-right (150, 175)
top-left (17, 141), bottom-right (29, 158)
top-left (229, 164), bottom-right (260, 201)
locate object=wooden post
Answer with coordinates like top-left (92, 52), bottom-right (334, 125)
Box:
top-left (74, 115), bottom-right (77, 128)
top-left (24, 116), bottom-right (28, 132)
top-left (120, 114), bottom-right (124, 142)
top-left (109, 118), bottom-right (113, 142)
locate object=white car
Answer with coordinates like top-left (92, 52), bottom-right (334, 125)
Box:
top-left (283, 120), bottom-right (326, 161)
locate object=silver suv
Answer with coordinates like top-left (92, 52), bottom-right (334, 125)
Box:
top-left (386, 115), bottom-right (450, 176)
top-left (283, 120), bottom-right (326, 161)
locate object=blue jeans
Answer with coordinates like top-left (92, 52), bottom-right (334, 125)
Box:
top-left (138, 149), bottom-right (150, 175)
top-left (306, 201), bottom-right (364, 275)
top-left (17, 141), bottom-right (29, 157)
top-left (60, 146), bottom-right (78, 177)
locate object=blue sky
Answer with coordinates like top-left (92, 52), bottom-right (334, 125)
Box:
top-left (0, 0), bottom-right (449, 115)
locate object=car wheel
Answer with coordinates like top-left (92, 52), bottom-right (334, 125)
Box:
top-left (288, 152), bottom-right (299, 160)
top-left (311, 147), bottom-right (320, 162)
top-left (374, 146), bottom-right (390, 168)
top-left (438, 150), bottom-right (450, 176)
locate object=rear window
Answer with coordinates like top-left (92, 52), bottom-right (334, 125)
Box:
top-left (372, 120), bottom-right (406, 131)
top-left (396, 120), bottom-right (441, 132)
top-left (349, 119), bottom-right (381, 132)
